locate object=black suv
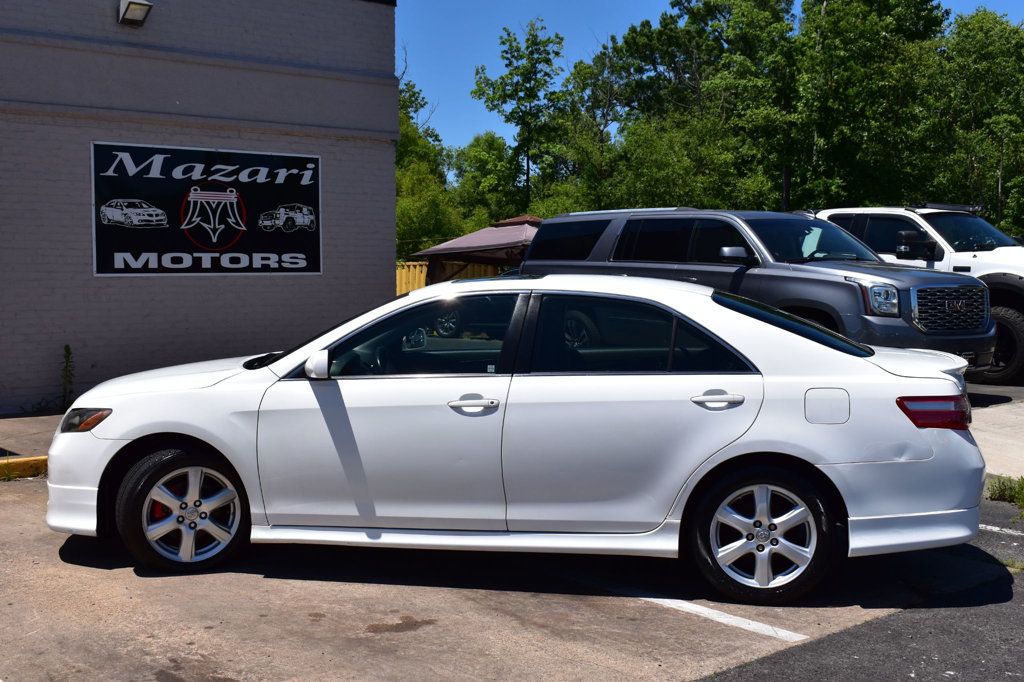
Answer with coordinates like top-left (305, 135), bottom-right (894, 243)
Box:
top-left (519, 209), bottom-right (996, 367)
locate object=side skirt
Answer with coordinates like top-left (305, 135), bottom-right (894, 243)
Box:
top-left (250, 520), bottom-right (681, 558)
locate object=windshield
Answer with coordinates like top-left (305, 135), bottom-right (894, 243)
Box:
top-left (712, 291), bottom-right (874, 357)
top-left (121, 201), bottom-right (152, 209)
top-left (745, 218), bottom-right (879, 264)
top-left (921, 213), bottom-right (1017, 252)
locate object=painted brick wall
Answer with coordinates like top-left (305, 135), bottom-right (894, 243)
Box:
top-left (0, 0), bottom-right (397, 413)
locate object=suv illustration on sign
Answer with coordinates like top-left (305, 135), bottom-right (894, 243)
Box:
top-left (817, 205), bottom-right (1024, 384)
top-left (259, 204), bottom-right (317, 232)
top-left (520, 208), bottom-right (996, 370)
top-left (98, 199), bottom-right (168, 227)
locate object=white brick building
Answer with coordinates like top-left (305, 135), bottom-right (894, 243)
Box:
top-left (0, 0), bottom-right (398, 413)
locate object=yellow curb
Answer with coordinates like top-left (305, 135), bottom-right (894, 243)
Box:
top-left (0, 455), bottom-right (47, 479)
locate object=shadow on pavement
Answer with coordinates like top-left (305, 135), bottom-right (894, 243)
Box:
top-left (968, 392), bottom-right (1013, 408)
top-left (58, 534), bottom-right (1014, 611)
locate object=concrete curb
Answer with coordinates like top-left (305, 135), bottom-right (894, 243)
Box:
top-left (0, 455), bottom-right (47, 479)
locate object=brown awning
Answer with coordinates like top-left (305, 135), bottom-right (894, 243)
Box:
top-left (412, 219), bottom-right (539, 266)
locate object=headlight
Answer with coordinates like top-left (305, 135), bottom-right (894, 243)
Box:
top-left (847, 278), bottom-right (900, 317)
top-left (60, 408), bottom-right (112, 433)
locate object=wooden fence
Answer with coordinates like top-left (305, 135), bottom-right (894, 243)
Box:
top-left (395, 261), bottom-right (503, 295)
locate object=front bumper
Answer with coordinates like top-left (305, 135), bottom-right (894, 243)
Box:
top-left (46, 432), bottom-right (130, 536)
top-left (819, 428), bottom-right (985, 557)
top-left (846, 315), bottom-right (996, 368)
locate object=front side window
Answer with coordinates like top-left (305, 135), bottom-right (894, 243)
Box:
top-left (921, 212), bottom-right (1017, 252)
top-left (531, 295), bottom-right (752, 374)
top-left (689, 219), bottom-right (750, 263)
top-left (713, 291), bottom-right (874, 357)
top-left (745, 218), bottom-right (878, 263)
top-left (862, 216), bottom-right (928, 254)
top-left (613, 218), bottom-right (694, 262)
top-left (527, 220), bottom-right (610, 260)
top-left (328, 294), bottom-right (519, 377)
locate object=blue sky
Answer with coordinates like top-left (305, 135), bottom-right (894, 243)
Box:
top-left (396, 1), bottom-right (1024, 150)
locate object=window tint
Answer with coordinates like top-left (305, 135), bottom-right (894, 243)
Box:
top-left (613, 218), bottom-right (694, 262)
top-left (328, 295), bottom-right (519, 377)
top-left (921, 212), bottom-right (1017, 252)
top-left (531, 295), bottom-right (752, 374)
top-left (527, 220), bottom-right (609, 260)
top-left (827, 214), bottom-right (855, 231)
top-left (863, 216), bottom-right (927, 254)
top-left (744, 218), bottom-right (877, 263)
top-left (689, 219), bottom-right (748, 263)
top-left (712, 291), bottom-right (874, 357)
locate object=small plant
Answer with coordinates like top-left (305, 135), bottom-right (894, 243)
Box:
top-left (987, 475), bottom-right (1024, 513)
top-left (61, 344), bottom-right (75, 410)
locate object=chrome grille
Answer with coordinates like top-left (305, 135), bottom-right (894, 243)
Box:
top-left (913, 286), bottom-right (988, 333)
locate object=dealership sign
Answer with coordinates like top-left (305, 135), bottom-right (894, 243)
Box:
top-left (92, 142), bottom-right (321, 275)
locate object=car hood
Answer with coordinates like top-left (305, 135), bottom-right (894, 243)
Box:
top-left (81, 356), bottom-right (251, 399)
top-left (788, 260), bottom-right (983, 287)
top-left (864, 346), bottom-right (968, 389)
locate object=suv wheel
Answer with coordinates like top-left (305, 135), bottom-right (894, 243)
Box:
top-left (686, 466), bottom-right (838, 605)
top-left (282, 218), bottom-right (298, 233)
top-left (115, 449), bottom-right (249, 571)
top-left (976, 306), bottom-right (1024, 385)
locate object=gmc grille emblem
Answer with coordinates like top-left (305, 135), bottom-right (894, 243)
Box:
top-left (945, 299), bottom-right (968, 312)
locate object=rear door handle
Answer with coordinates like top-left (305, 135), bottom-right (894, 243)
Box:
top-left (447, 398), bottom-right (500, 409)
top-left (691, 394), bottom-right (745, 406)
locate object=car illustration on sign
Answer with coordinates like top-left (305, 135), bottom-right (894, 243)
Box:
top-left (98, 199), bottom-right (168, 227)
top-left (259, 204), bottom-right (317, 232)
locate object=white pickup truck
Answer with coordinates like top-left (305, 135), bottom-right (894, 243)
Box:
top-left (258, 204), bottom-right (317, 232)
top-left (818, 204), bottom-right (1024, 384)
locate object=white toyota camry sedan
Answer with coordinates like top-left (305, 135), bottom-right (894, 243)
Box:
top-left (47, 275), bottom-right (984, 604)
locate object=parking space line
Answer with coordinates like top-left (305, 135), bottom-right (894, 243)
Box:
top-left (575, 578), bottom-right (808, 643)
top-left (979, 523), bottom-right (1024, 537)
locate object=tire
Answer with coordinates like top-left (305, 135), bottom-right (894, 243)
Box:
top-left (100, 212), bottom-right (110, 225)
top-left (435, 309), bottom-right (461, 338)
top-left (307, 219), bottom-right (317, 231)
top-left (972, 306), bottom-right (1024, 385)
top-left (282, 218), bottom-right (297, 233)
top-left (685, 466), bottom-right (839, 605)
top-left (115, 449), bottom-right (249, 572)
top-left (563, 311), bottom-right (600, 348)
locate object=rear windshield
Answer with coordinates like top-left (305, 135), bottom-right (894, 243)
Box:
top-left (712, 291), bottom-right (874, 357)
top-left (527, 220), bottom-right (610, 260)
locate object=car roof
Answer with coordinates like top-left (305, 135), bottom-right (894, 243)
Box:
top-left (549, 208), bottom-right (814, 222)
top-left (404, 273), bottom-right (714, 301)
top-left (819, 207), bottom-right (968, 216)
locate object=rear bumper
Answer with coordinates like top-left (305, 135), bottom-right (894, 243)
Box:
top-left (845, 315), bottom-right (995, 368)
top-left (846, 507), bottom-right (978, 557)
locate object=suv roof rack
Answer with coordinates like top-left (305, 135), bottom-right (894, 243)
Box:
top-left (558, 207), bottom-right (699, 217)
top-left (908, 202), bottom-right (983, 214)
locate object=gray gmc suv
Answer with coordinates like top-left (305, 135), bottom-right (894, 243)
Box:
top-left (519, 209), bottom-right (996, 367)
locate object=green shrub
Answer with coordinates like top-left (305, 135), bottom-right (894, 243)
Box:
top-left (987, 475), bottom-right (1024, 511)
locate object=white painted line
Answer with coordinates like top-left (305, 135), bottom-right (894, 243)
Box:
top-left (979, 523), bottom-right (1024, 538)
top-left (575, 577), bottom-right (808, 643)
top-left (636, 594), bottom-right (809, 643)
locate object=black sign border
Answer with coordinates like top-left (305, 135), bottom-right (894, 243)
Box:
top-left (91, 141), bottom-right (324, 277)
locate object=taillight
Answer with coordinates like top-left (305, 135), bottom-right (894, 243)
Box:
top-left (896, 395), bottom-right (971, 430)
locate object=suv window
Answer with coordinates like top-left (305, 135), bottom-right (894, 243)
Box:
top-left (863, 216), bottom-right (928, 254)
top-left (613, 218), bottom-right (694, 262)
top-left (531, 295), bottom-right (752, 374)
top-left (328, 294), bottom-right (519, 377)
top-left (712, 291), bottom-right (874, 357)
top-left (689, 219), bottom-right (749, 263)
top-left (921, 212), bottom-right (1017, 252)
top-left (528, 220), bottom-right (610, 260)
top-left (827, 214), bottom-right (856, 232)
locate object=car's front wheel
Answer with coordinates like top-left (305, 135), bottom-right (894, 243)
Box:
top-left (115, 449), bottom-right (249, 571)
top-left (974, 305), bottom-right (1024, 385)
top-left (686, 467), bottom-right (838, 604)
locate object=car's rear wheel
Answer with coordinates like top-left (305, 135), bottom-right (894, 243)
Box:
top-left (687, 466), bottom-right (838, 604)
top-left (115, 449), bottom-right (249, 571)
top-left (973, 306), bottom-right (1024, 385)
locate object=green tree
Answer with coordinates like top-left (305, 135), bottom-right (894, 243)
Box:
top-left (451, 131), bottom-right (521, 227)
top-left (472, 18), bottom-right (565, 209)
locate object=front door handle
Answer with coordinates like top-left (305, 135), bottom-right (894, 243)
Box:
top-left (447, 398), bottom-right (500, 409)
top-left (691, 394), bottom-right (745, 407)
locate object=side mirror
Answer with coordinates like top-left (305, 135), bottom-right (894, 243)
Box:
top-left (304, 349), bottom-right (330, 380)
top-left (896, 230), bottom-right (937, 260)
top-left (719, 246), bottom-right (755, 265)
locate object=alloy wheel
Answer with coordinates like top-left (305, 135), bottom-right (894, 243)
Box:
top-left (710, 484), bottom-right (817, 589)
top-left (142, 466), bottom-right (240, 564)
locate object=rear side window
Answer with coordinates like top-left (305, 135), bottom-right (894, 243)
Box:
top-left (613, 218), bottom-right (694, 262)
top-left (530, 295), bottom-right (754, 373)
top-left (527, 220), bottom-right (609, 260)
top-left (712, 291), bottom-right (874, 357)
top-left (827, 214), bottom-right (855, 231)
